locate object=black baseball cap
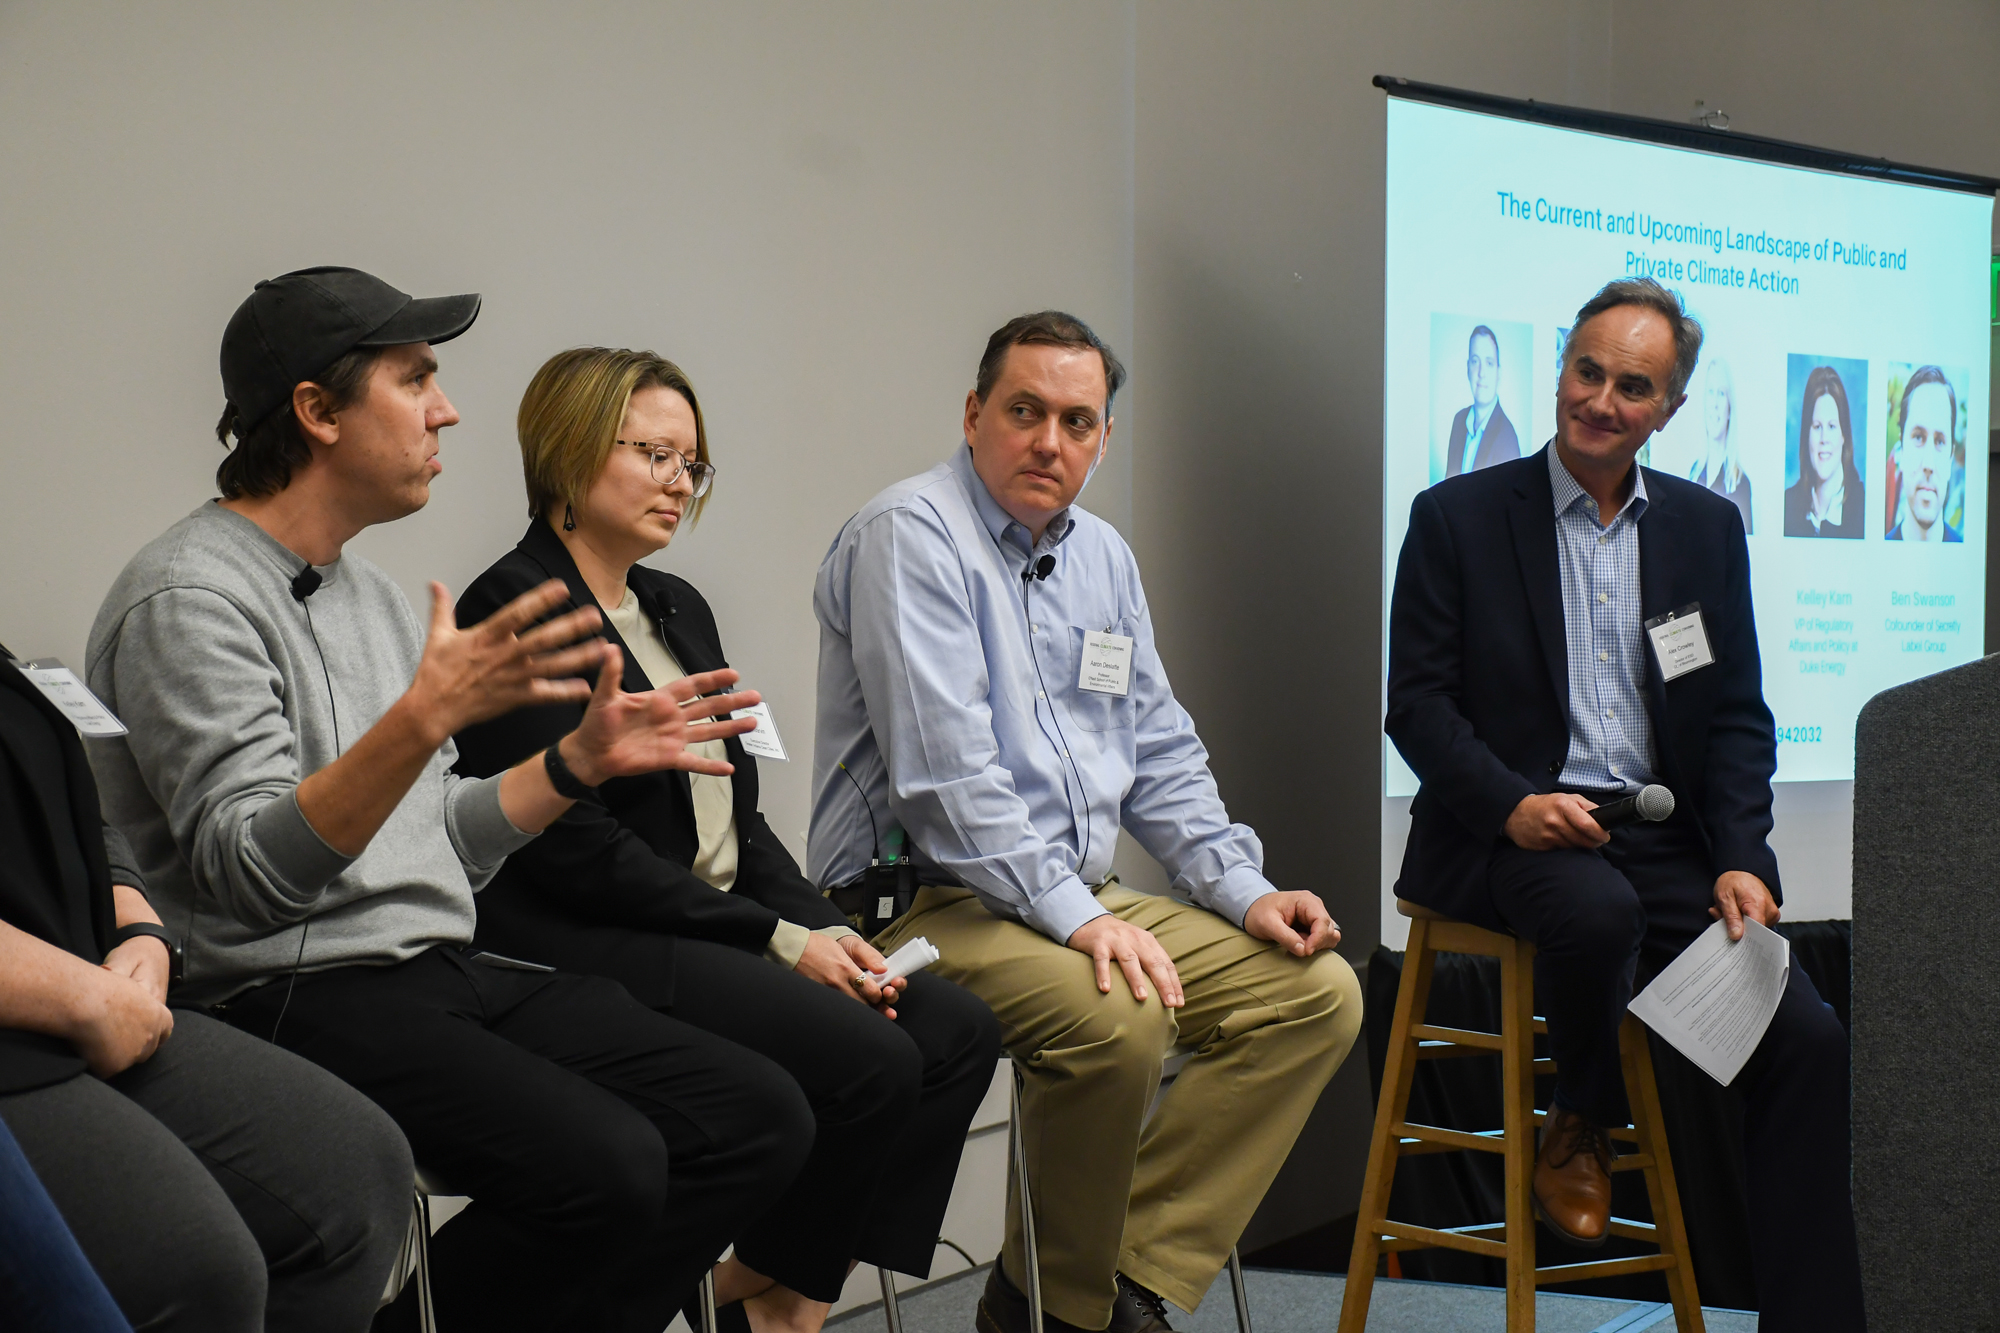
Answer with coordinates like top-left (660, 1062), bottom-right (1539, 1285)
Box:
top-left (220, 266), bottom-right (481, 431)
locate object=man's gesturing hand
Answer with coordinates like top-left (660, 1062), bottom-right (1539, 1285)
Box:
top-left (1710, 870), bottom-right (1779, 941)
top-left (1244, 890), bottom-right (1341, 957)
top-left (558, 652), bottom-right (760, 786)
top-left (409, 579), bottom-right (609, 743)
top-left (1504, 793), bottom-right (1609, 850)
top-left (1067, 915), bottom-right (1183, 1007)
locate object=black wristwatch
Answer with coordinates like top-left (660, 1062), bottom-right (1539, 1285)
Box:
top-left (544, 743), bottom-right (600, 800)
top-left (110, 922), bottom-right (184, 986)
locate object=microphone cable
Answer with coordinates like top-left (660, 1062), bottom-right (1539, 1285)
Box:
top-left (269, 564), bottom-right (340, 1044)
top-left (837, 760), bottom-right (883, 865)
top-left (1019, 553), bottom-right (1093, 881)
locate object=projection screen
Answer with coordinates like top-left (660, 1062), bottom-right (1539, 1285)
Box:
top-left (1378, 80), bottom-right (1996, 944)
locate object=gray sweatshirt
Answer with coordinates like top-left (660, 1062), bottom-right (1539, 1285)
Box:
top-left (85, 502), bottom-right (534, 1002)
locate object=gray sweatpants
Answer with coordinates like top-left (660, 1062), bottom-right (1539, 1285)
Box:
top-left (0, 1010), bottom-right (412, 1333)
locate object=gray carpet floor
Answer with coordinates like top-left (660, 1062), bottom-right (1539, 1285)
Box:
top-left (828, 1266), bottom-right (1757, 1333)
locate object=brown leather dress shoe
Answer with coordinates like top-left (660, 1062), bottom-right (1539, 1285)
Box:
top-left (1532, 1101), bottom-right (1613, 1247)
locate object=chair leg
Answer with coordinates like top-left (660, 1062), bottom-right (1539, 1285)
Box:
top-left (1338, 916), bottom-right (1439, 1332)
top-left (414, 1190), bottom-right (437, 1333)
top-left (1500, 938), bottom-right (1537, 1333)
top-left (1619, 1016), bottom-right (1705, 1333)
top-left (878, 1266), bottom-right (904, 1333)
top-left (699, 1268), bottom-right (719, 1333)
top-left (1009, 1063), bottom-right (1044, 1333)
top-left (1226, 1246), bottom-right (1252, 1333)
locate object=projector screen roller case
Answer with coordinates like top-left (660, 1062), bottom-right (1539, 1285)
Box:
top-left (1382, 92), bottom-right (1993, 795)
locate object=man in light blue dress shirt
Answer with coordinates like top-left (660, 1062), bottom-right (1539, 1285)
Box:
top-left (810, 312), bottom-right (1361, 1333)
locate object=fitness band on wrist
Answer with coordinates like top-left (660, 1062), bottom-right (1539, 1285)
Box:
top-left (110, 922), bottom-right (185, 986)
top-left (543, 743), bottom-right (599, 800)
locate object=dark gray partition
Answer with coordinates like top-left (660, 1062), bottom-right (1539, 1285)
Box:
top-left (1852, 656), bottom-right (2000, 1326)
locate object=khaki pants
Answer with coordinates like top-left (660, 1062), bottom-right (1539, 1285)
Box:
top-left (876, 884), bottom-right (1362, 1328)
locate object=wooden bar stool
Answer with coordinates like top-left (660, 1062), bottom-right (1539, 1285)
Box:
top-left (1337, 900), bottom-right (1702, 1332)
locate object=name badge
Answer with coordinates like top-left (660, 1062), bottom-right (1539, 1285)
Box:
top-left (1644, 604), bottom-right (1715, 683)
top-left (13, 658), bottom-right (128, 738)
top-left (1078, 630), bottom-right (1134, 696)
top-left (730, 699), bottom-right (788, 762)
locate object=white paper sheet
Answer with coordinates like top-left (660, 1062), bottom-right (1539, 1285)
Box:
top-left (868, 936), bottom-right (940, 987)
top-left (1628, 918), bottom-right (1790, 1086)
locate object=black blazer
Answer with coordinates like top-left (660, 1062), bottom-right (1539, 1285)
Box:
top-left (1385, 448), bottom-right (1781, 927)
top-left (452, 524), bottom-right (847, 999)
top-left (1444, 400), bottom-right (1522, 477)
top-left (0, 649), bottom-right (123, 1093)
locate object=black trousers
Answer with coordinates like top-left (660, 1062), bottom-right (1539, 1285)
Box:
top-left (476, 907), bottom-right (1001, 1302)
top-left (1485, 819), bottom-right (1862, 1332)
top-left (224, 945), bottom-right (813, 1333)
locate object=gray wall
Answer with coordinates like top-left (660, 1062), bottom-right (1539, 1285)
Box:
top-left (4, 0), bottom-right (1999, 1260)
top-left (0, 0), bottom-right (1137, 870)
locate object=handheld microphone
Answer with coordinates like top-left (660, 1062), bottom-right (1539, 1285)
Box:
top-left (1022, 554), bottom-right (1055, 582)
top-left (290, 568), bottom-right (322, 602)
top-left (1588, 784), bottom-right (1675, 830)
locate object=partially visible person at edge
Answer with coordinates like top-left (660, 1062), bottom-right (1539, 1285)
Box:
top-left (85, 266), bottom-right (803, 1333)
top-left (1386, 276), bottom-right (1862, 1331)
top-left (0, 634), bottom-right (408, 1333)
top-left (810, 310), bottom-right (1363, 1333)
top-left (0, 1112), bottom-right (133, 1333)
top-left (452, 346), bottom-right (1003, 1333)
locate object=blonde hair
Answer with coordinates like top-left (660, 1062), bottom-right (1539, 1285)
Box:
top-left (517, 346), bottom-right (711, 524)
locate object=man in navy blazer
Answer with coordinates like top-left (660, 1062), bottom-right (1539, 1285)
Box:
top-left (1387, 278), bottom-right (1861, 1331)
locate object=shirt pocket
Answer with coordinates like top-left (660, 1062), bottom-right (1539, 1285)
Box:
top-left (1059, 621), bottom-right (1138, 734)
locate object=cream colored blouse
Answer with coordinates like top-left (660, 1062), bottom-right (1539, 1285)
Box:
top-left (605, 587), bottom-right (834, 967)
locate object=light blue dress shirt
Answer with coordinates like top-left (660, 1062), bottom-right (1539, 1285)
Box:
top-left (1549, 445), bottom-right (1659, 792)
top-left (809, 446), bottom-right (1275, 942)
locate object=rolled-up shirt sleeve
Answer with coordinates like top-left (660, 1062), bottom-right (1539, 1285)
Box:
top-left (846, 508), bottom-right (1108, 942)
top-left (440, 759), bottom-right (535, 889)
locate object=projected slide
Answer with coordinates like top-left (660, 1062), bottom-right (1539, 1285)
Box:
top-left (1384, 98), bottom-right (1993, 791)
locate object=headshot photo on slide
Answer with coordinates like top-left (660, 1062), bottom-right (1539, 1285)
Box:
top-left (1883, 362), bottom-right (1969, 543)
top-left (1428, 313), bottom-right (1532, 485)
top-left (1783, 354), bottom-right (1868, 540)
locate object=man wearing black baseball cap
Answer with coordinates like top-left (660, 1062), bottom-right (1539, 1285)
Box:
top-left (86, 268), bottom-right (811, 1331)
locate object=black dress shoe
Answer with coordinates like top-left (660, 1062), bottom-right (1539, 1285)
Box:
top-left (975, 1263), bottom-right (1091, 1333)
top-left (1106, 1275), bottom-right (1175, 1333)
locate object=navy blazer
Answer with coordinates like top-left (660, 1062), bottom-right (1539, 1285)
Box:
top-left (1385, 447), bottom-right (1781, 927)
top-left (452, 524), bottom-right (847, 1000)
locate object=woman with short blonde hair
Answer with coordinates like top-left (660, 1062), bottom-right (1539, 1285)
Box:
top-left (454, 347), bottom-right (1000, 1333)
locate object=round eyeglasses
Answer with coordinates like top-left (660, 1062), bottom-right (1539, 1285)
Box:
top-left (617, 441), bottom-right (716, 499)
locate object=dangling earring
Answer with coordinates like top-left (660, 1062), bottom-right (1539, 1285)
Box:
top-left (563, 503), bottom-right (576, 532)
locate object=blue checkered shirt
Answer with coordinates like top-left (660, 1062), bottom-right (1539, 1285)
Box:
top-left (1549, 446), bottom-right (1658, 792)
